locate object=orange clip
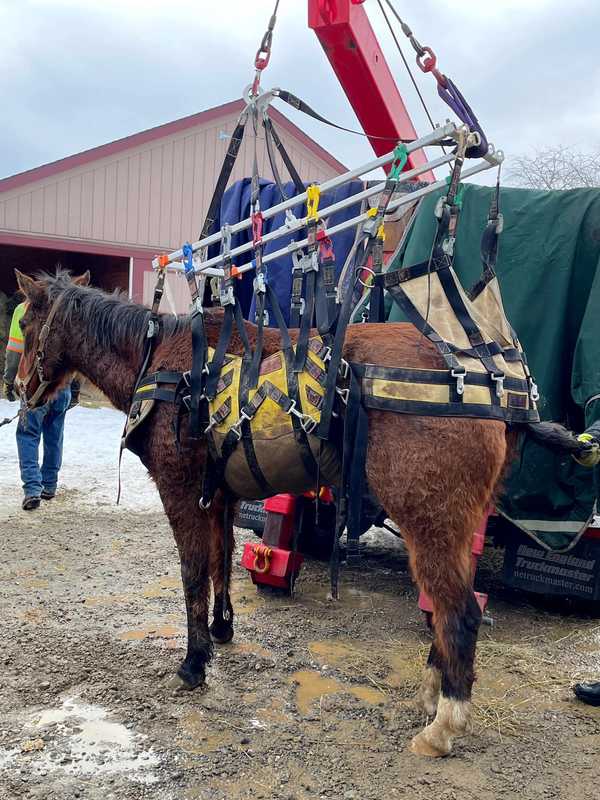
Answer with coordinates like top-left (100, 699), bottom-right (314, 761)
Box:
top-left (231, 265), bottom-right (243, 279)
top-left (157, 254), bottom-right (169, 269)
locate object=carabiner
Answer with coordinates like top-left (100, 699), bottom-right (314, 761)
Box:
top-left (306, 184), bottom-right (321, 222)
top-left (182, 242), bottom-right (194, 274)
top-left (389, 143), bottom-right (408, 181)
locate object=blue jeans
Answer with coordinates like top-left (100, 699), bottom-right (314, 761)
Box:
top-left (16, 387), bottom-right (71, 498)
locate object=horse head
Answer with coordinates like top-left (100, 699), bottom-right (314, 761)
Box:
top-left (14, 269), bottom-right (90, 408)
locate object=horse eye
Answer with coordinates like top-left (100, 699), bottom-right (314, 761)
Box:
top-left (19, 319), bottom-right (26, 331)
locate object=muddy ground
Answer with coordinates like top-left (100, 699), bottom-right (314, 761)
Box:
top-left (1, 494), bottom-right (600, 800)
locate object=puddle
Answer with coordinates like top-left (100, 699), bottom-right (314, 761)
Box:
top-left (24, 578), bottom-right (50, 590)
top-left (309, 640), bottom-right (362, 666)
top-left (118, 623), bottom-right (184, 643)
top-left (84, 593), bottom-right (133, 607)
top-left (142, 577), bottom-right (180, 599)
top-left (290, 670), bottom-right (385, 714)
top-left (230, 580), bottom-right (264, 615)
top-left (18, 608), bottom-right (48, 625)
top-left (30, 696), bottom-right (159, 783)
top-left (230, 642), bottom-right (272, 659)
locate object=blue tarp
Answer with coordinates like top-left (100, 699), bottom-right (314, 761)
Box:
top-left (210, 178), bottom-right (364, 323)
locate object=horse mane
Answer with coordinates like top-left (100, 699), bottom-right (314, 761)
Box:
top-left (38, 270), bottom-right (190, 351)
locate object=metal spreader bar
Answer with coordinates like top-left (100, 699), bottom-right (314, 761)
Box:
top-left (152, 121), bottom-right (458, 272)
top-left (167, 150), bottom-right (502, 279)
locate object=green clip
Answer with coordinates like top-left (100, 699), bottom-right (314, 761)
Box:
top-left (389, 143), bottom-right (408, 180)
top-left (446, 176), bottom-right (465, 209)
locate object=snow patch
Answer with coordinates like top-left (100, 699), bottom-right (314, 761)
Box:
top-left (0, 400), bottom-right (162, 513)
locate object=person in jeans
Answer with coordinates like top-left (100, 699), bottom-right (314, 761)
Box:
top-left (3, 300), bottom-right (79, 510)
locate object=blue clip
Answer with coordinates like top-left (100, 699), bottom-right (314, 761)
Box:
top-left (182, 242), bottom-right (194, 274)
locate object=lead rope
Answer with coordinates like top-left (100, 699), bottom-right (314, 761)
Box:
top-left (222, 493), bottom-right (233, 622)
top-left (117, 265), bottom-right (166, 504)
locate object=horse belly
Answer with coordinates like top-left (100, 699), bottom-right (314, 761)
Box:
top-left (223, 433), bottom-right (340, 500)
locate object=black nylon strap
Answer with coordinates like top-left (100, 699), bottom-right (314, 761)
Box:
top-left (132, 386), bottom-right (179, 404)
top-left (293, 267), bottom-right (316, 373)
top-left (353, 362), bottom-right (531, 392)
top-left (199, 115), bottom-right (247, 240)
top-left (263, 115), bottom-right (306, 197)
top-left (368, 238), bottom-right (386, 323)
top-left (277, 89), bottom-right (414, 145)
top-left (138, 370), bottom-right (184, 387)
top-left (290, 263), bottom-right (304, 328)
top-left (205, 306), bottom-right (234, 399)
top-left (345, 369), bottom-right (368, 565)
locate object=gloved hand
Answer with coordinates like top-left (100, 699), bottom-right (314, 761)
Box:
top-left (574, 421), bottom-right (600, 467)
top-left (3, 383), bottom-right (16, 402)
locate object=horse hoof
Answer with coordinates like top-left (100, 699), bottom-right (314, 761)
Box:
top-left (410, 729), bottom-right (451, 758)
top-left (209, 621), bottom-right (234, 644)
top-left (167, 670), bottom-right (205, 693)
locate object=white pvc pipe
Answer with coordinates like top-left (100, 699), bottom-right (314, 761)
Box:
top-left (167, 154), bottom-right (499, 279)
top-left (152, 121), bottom-right (459, 269)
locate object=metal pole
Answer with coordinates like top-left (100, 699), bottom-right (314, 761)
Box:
top-left (152, 121), bottom-right (458, 269)
top-left (167, 153), bottom-right (501, 279)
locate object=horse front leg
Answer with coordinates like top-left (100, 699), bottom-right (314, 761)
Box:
top-left (156, 479), bottom-right (213, 690)
top-left (207, 492), bottom-right (235, 644)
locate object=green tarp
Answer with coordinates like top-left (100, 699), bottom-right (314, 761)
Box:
top-left (386, 184), bottom-right (600, 546)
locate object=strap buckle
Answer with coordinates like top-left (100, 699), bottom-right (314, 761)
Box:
top-left (336, 387), bottom-right (349, 405)
top-left (287, 400), bottom-right (317, 434)
top-left (219, 284), bottom-right (235, 307)
top-left (291, 298), bottom-right (305, 318)
top-left (451, 367), bottom-right (466, 396)
top-left (253, 273), bottom-right (267, 295)
top-left (529, 377), bottom-right (540, 402)
top-left (147, 318), bottom-right (159, 339)
top-left (338, 359), bottom-right (350, 380)
top-left (255, 308), bottom-right (270, 326)
top-left (301, 251), bottom-right (319, 273)
top-left (204, 415), bottom-right (219, 435)
top-left (491, 372), bottom-right (505, 398)
top-left (230, 409), bottom-right (253, 441)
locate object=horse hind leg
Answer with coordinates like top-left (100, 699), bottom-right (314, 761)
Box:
top-left (207, 492), bottom-right (235, 644)
top-left (409, 534), bottom-right (482, 757)
top-left (416, 642), bottom-right (443, 717)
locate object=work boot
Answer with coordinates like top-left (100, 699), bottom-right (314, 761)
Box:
top-left (22, 496), bottom-right (41, 511)
top-left (573, 682), bottom-right (600, 706)
top-left (41, 490), bottom-right (56, 500)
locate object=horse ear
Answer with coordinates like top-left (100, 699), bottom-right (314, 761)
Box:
top-left (15, 269), bottom-right (45, 304)
top-left (73, 270), bottom-right (91, 287)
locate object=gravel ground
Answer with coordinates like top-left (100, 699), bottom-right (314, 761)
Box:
top-left (1, 402), bottom-right (600, 799)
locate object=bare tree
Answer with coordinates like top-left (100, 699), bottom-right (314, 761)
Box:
top-left (506, 145), bottom-right (600, 190)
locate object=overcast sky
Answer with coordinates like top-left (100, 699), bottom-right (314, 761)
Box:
top-left (2, 0), bottom-right (599, 186)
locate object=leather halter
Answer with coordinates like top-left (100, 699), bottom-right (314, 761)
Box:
top-left (17, 291), bottom-right (66, 409)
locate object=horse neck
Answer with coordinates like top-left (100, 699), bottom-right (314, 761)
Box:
top-left (63, 306), bottom-right (145, 413)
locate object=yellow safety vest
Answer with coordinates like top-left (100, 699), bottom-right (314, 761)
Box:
top-left (7, 302), bottom-right (26, 354)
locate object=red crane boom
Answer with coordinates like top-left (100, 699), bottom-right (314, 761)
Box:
top-left (308, 0), bottom-right (435, 180)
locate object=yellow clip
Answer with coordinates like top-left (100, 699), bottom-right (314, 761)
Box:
top-left (367, 207), bottom-right (378, 218)
top-left (306, 184), bottom-right (321, 222)
top-left (377, 222), bottom-right (386, 241)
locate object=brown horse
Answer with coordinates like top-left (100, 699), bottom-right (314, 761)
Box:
top-left (15, 268), bottom-right (516, 758)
